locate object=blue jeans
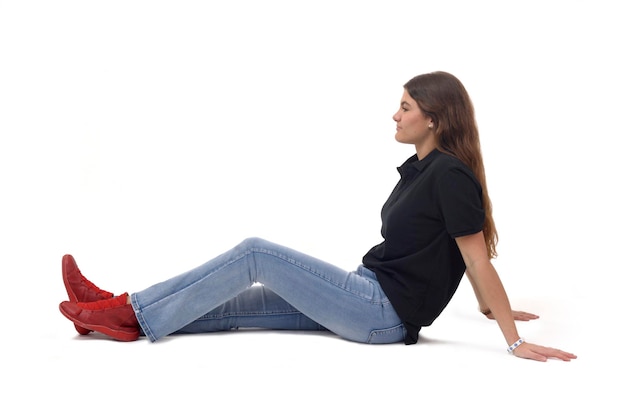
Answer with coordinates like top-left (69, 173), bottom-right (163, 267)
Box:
top-left (130, 237), bottom-right (405, 344)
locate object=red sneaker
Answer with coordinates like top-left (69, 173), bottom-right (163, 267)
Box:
top-left (62, 254), bottom-right (114, 335)
top-left (59, 293), bottom-right (139, 342)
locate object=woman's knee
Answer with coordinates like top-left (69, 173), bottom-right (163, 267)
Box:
top-left (238, 237), bottom-right (270, 251)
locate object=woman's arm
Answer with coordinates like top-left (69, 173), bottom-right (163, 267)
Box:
top-left (465, 268), bottom-right (489, 314)
top-left (455, 231), bottom-right (577, 362)
top-left (465, 269), bottom-right (539, 321)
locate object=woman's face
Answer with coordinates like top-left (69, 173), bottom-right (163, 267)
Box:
top-left (392, 89), bottom-right (434, 149)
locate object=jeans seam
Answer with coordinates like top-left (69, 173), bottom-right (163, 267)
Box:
top-left (132, 293), bottom-right (157, 342)
top-left (198, 310), bottom-right (305, 320)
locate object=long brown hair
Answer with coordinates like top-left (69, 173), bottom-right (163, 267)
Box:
top-left (404, 71), bottom-right (498, 258)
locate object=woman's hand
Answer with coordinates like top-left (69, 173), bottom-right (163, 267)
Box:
top-left (483, 310), bottom-right (539, 321)
top-left (512, 342), bottom-right (577, 362)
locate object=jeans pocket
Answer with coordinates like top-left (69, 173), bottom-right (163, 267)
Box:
top-left (367, 323), bottom-right (405, 344)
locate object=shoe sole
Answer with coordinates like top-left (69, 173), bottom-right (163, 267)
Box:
top-left (58, 304), bottom-right (139, 342)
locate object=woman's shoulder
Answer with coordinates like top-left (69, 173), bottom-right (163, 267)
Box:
top-left (429, 150), bottom-right (471, 172)
top-left (429, 151), bottom-right (480, 187)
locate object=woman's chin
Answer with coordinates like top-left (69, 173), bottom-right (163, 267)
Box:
top-left (394, 136), bottom-right (411, 145)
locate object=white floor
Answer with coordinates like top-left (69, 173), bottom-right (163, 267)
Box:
top-left (2, 1), bottom-right (624, 415)
top-left (3, 249), bottom-right (618, 416)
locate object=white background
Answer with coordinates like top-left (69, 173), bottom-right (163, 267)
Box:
top-left (1, 1), bottom-right (624, 415)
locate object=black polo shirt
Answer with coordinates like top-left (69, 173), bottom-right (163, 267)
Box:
top-left (362, 149), bottom-right (485, 344)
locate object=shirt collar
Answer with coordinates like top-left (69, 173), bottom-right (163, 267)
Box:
top-left (397, 149), bottom-right (441, 177)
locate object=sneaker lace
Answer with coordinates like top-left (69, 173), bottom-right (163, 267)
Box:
top-left (81, 274), bottom-right (114, 298)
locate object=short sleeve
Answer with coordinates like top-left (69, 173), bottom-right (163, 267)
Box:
top-left (436, 167), bottom-right (485, 237)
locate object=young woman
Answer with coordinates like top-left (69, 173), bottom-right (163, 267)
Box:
top-left (59, 71), bottom-right (576, 362)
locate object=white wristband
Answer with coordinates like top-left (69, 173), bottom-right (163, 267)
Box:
top-left (507, 338), bottom-right (524, 354)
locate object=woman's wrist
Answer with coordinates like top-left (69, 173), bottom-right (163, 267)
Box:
top-left (507, 338), bottom-right (525, 354)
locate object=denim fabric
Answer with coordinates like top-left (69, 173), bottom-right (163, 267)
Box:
top-left (131, 237), bottom-right (405, 343)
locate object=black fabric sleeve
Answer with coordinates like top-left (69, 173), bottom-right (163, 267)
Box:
top-left (437, 167), bottom-right (485, 237)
